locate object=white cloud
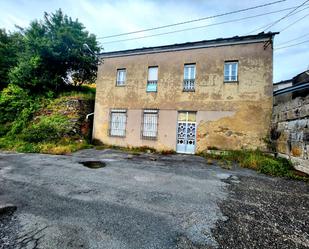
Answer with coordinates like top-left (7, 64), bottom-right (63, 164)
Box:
top-left (0, 0), bottom-right (308, 81)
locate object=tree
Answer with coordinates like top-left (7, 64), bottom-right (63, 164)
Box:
top-left (9, 9), bottom-right (100, 92)
top-left (0, 29), bottom-right (23, 90)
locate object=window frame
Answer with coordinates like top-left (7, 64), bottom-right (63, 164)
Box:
top-left (141, 109), bottom-right (159, 140)
top-left (183, 63), bottom-right (196, 92)
top-left (116, 68), bottom-right (126, 86)
top-left (224, 61), bottom-right (238, 83)
top-left (109, 109), bottom-right (127, 137)
top-left (146, 66), bottom-right (158, 92)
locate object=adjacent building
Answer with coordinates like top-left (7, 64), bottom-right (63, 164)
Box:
top-left (93, 32), bottom-right (277, 153)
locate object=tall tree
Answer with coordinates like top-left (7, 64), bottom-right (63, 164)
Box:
top-left (0, 29), bottom-right (23, 90)
top-left (9, 9), bottom-right (100, 92)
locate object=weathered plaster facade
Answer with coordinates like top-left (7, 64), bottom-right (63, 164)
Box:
top-left (93, 33), bottom-right (275, 153)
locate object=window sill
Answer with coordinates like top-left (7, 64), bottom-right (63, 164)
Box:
top-left (146, 90), bottom-right (157, 93)
top-left (109, 135), bottom-right (126, 138)
top-left (183, 89), bottom-right (195, 92)
top-left (141, 136), bottom-right (157, 141)
top-left (224, 81), bottom-right (239, 83)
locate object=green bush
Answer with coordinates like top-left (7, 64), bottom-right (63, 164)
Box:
top-left (0, 84), bottom-right (32, 123)
top-left (0, 136), bottom-right (15, 149)
top-left (0, 84), bottom-right (43, 138)
top-left (9, 104), bottom-right (40, 135)
top-left (21, 115), bottom-right (70, 143)
top-left (0, 123), bottom-right (12, 136)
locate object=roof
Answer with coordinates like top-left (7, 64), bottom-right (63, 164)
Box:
top-left (273, 81), bottom-right (309, 96)
top-left (293, 70), bottom-right (309, 84)
top-left (273, 70), bottom-right (309, 85)
top-left (100, 32), bottom-right (279, 58)
top-left (273, 79), bottom-right (293, 85)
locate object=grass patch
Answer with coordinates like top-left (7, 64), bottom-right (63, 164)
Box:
top-left (58, 85), bottom-right (96, 100)
top-left (39, 140), bottom-right (92, 154)
top-left (0, 136), bottom-right (92, 155)
top-left (199, 150), bottom-right (309, 181)
top-left (94, 142), bottom-right (176, 155)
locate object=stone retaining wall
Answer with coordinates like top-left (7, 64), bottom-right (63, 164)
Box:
top-left (272, 94), bottom-right (309, 174)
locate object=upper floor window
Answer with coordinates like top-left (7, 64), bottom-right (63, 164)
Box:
top-left (183, 64), bottom-right (196, 91)
top-left (141, 109), bottom-right (158, 140)
top-left (146, 67), bottom-right (158, 92)
top-left (224, 61), bottom-right (238, 82)
top-left (116, 69), bottom-right (126, 86)
top-left (109, 109), bottom-right (127, 137)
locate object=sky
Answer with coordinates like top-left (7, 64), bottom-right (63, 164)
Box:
top-left (0, 0), bottom-right (308, 82)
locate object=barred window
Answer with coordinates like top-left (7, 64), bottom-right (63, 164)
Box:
top-left (224, 61), bottom-right (238, 82)
top-left (109, 109), bottom-right (127, 137)
top-left (183, 64), bottom-right (196, 91)
top-left (146, 67), bottom-right (158, 92)
top-left (116, 69), bottom-right (126, 86)
top-left (142, 109), bottom-right (158, 139)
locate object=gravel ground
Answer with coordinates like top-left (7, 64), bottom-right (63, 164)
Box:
top-left (0, 149), bottom-right (308, 249)
top-left (212, 175), bottom-right (309, 249)
top-left (0, 210), bottom-right (18, 249)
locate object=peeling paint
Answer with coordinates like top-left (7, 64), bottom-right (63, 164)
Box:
top-left (93, 41), bottom-right (273, 152)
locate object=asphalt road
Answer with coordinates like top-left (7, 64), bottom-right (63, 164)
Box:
top-left (0, 149), bottom-right (308, 249)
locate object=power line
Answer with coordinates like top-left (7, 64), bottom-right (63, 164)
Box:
top-left (275, 39), bottom-right (309, 50)
top-left (279, 12), bottom-right (309, 32)
top-left (245, 4), bottom-right (309, 34)
top-left (276, 32), bottom-right (309, 46)
top-left (263, 0), bottom-right (309, 31)
top-left (98, 0), bottom-right (286, 39)
top-left (100, 6), bottom-right (301, 45)
top-left (246, 23), bottom-right (275, 35)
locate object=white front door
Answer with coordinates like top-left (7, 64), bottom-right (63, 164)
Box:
top-left (176, 111), bottom-right (196, 154)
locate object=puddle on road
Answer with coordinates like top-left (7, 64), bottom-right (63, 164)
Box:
top-left (79, 161), bottom-right (106, 169)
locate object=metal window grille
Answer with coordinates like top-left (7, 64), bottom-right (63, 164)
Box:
top-left (116, 69), bottom-right (126, 86)
top-left (141, 109), bottom-right (158, 140)
top-left (183, 64), bottom-right (196, 91)
top-left (146, 80), bottom-right (158, 92)
top-left (224, 62), bottom-right (238, 82)
top-left (109, 109), bottom-right (127, 137)
top-left (183, 79), bottom-right (195, 91)
top-left (147, 67), bottom-right (158, 92)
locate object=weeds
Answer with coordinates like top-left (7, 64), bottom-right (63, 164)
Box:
top-left (58, 85), bottom-right (96, 100)
top-left (0, 88), bottom-right (95, 155)
top-left (94, 143), bottom-right (176, 155)
top-left (21, 114), bottom-right (70, 143)
top-left (200, 150), bottom-right (308, 181)
top-left (0, 136), bottom-right (92, 155)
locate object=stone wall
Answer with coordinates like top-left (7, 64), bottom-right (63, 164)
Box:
top-left (272, 94), bottom-right (309, 174)
top-left (36, 96), bottom-right (95, 140)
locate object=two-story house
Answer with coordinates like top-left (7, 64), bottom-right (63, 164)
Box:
top-left (93, 32), bottom-right (277, 153)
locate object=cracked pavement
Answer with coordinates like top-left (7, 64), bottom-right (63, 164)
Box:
top-left (0, 149), bottom-right (308, 249)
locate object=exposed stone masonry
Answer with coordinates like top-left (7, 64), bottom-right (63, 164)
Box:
top-left (272, 94), bottom-right (309, 174)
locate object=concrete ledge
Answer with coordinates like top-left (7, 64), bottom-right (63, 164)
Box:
top-left (278, 153), bottom-right (309, 175)
top-left (290, 157), bottom-right (309, 175)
